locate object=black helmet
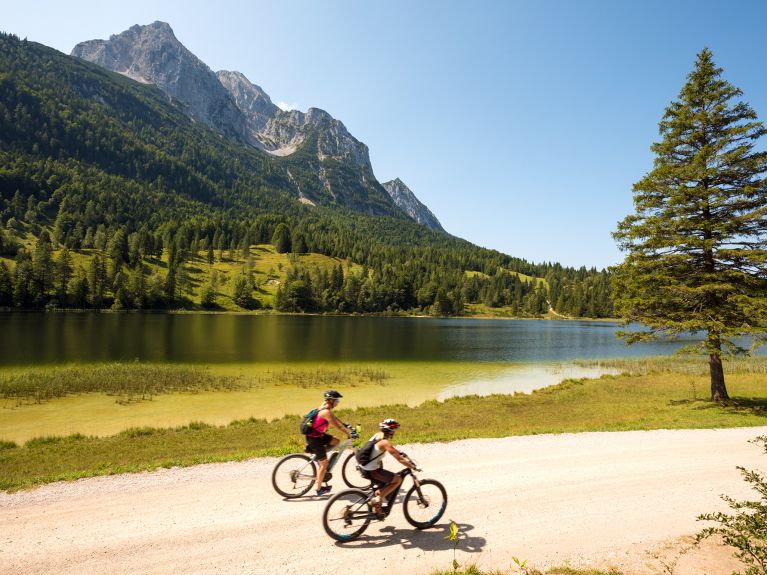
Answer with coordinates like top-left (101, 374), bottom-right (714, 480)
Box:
top-left (324, 390), bottom-right (343, 400)
top-left (379, 418), bottom-right (400, 433)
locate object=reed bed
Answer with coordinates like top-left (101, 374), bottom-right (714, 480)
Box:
top-left (256, 367), bottom-right (390, 388)
top-left (578, 355), bottom-right (767, 376)
top-left (0, 364), bottom-right (391, 406)
top-left (0, 364), bottom-right (244, 405)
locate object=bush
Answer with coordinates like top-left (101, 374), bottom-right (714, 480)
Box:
top-left (697, 435), bottom-right (767, 575)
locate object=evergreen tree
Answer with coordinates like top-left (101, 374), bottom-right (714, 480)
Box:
top-left (0, 261), bottom-right (12, 306)
top-left (613, 48), bottom-right (767, 401)
top-left (68, 265), bottom-right (89, 308)
top-left (32, 231), bottom-right (54, 304)
top-left (55, 247), bottom-right (74, 302)
top-left (12, 252), bottom-right (33, 307)
top-left (272, 223), bottom-right (292, 254)
top-left (87, 254), bottom-right (107, 307)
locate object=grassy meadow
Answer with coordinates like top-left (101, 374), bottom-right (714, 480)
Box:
top-left (0, 239), bottom-right (362, 311)
top-left (1, 356), bottom-right (767, 491)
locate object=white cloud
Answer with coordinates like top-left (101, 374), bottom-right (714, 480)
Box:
top-left (276, 101), bottom-right (299, 111)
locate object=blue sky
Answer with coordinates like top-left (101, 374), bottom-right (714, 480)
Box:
top-left (3, 1), bottom-right (767, 269)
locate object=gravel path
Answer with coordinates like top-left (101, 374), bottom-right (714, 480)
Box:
top-left (2, 427), bottom-right (766, 575)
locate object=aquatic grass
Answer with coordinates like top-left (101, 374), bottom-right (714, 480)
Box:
top-left (0, 364), bottom-right (391, 405)
top-left (257, 367), bottom-right (390, 388)
top-left (579, 356), bottom-right (767, 376)
top-left (2, 368), bottom-right (767, 491)
top-left (0, 363), bottom-right (245, 405)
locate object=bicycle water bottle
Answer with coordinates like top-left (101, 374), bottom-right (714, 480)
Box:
top-left (328, 451), bottom-right (338, 468)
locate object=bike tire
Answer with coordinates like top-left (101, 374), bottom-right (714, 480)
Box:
top-left (341, 452), bottom-right (370, 489)
top-left (271, 453), bottom-right (316, 498)
top-left (402, 479), bottom-right (447, 529)
top-left (322, 488), bottom-right (372, 541)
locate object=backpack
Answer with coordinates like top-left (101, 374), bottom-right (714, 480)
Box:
top-left (356, 435), bottom-right (385, 466)
top-left (299, 408), bottom-right (319, 435)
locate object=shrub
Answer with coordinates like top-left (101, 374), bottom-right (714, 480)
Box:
top-left (697, 435), bottom-right (767, 575)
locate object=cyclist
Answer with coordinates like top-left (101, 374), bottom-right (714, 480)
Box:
top-left (357, 418), bottom-right (415, 514)
top-left (306, 389), bottom-right (353, 497)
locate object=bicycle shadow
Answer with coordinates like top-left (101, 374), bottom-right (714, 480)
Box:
top-left (333, 521), bottom-right (486, 553)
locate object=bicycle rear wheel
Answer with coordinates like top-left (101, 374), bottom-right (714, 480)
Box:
top-left (322, 489), bottom-right (371, 541)
top-left (402, 479), bottom-right (447, 528)
top-left (341, 452), bottom-right (371, 489)
top-left (271, 454), bottom-right (316, 498)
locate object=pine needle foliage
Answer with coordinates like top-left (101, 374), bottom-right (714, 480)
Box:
top-left (613, 48), bottom-right (767, 400)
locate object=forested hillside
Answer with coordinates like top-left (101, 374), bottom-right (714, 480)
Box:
top-left (0, 33), bottom-right (613, 317)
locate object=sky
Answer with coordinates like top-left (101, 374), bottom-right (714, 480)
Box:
top-left (3, 0), bottom-right (767, 270)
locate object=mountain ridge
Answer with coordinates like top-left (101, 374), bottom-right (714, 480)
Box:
top-left (382, 178), bottom-right (444, 232)
top-left (71, 21), bottom-right (439, 226)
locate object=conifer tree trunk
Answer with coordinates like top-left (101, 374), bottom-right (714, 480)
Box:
top-left (708, 334), bottom-right (729, 401)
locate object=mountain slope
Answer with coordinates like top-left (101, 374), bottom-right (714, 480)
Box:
top-left (0, 31), bottom-right (613, 318)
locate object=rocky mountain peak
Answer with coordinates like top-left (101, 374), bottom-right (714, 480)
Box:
top-left (72, 21), bottom-right (248, 143)
top-left (71, 22), bottom-right (444, 225)
top-left (382, 179), bottom-right (445, 232)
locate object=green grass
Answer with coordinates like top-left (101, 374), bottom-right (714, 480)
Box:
top-left (430, 566), bottom-right (622, 575)
top-left (2, 243), bottom-right (358, 311)
top-left (2, 360), bottom-right (766, 491)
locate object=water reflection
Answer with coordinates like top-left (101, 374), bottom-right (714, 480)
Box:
top-left (0, 312), bottom-right (744, 366)
top-left (437, 364), bottom-right (621, 400)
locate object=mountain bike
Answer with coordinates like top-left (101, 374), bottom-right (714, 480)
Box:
top-left (322, 456), bottom-right (447, 541)
top-left (271, 424), bottom-right (369, 498)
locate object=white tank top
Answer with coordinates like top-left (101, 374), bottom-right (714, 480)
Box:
top-left (360, 433), bottom-right (386, 471)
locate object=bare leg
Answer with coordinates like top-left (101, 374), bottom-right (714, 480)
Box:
top-left (316, 457), bottom-right (328, 488)
top-left (315, 437), bottom-right (339, 489)
top-left (376, 474), bottom-right (401, 503)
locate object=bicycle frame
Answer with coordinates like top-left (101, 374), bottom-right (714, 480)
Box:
top-left (294, 429), bottom-right (360, 480)
top-left (372, 467), bottom-right (417, 518)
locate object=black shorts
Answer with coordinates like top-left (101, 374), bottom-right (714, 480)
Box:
top-left (365, 467), bottom-right (395, 487)
top-left (306, 433), bottom-right (333, 460)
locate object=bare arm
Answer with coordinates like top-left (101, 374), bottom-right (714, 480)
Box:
top-left (379, 439), bottom-right (415, 468)
top-left (324, 409), bottom-right (351, 437)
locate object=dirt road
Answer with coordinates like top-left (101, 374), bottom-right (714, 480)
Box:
top-left (2, 427), bottom-right (765, 575)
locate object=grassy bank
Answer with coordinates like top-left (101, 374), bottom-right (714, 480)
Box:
top-left (2, 359), bottom-right (767, 491)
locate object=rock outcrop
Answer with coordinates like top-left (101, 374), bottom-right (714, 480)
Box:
top-left (382, 178), bottom-right (444, 232)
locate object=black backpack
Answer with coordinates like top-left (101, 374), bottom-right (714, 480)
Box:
top-left (356, 435), bottom-right (384, 466)
top-left (299, 408), bottom-right (319, 435)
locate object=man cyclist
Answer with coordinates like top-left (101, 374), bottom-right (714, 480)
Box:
top-left (306, 389), bottom-right (353, 497)
top-left (357, 418), bottom-right (415, 514)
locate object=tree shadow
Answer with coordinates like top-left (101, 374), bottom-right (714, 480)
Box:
top-left (333, 521), bottom-right (486, 552)
top-left (668, 396), bottom-right (767, 417)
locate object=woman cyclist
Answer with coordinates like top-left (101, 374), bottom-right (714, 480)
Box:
top-left (306, 389), bottom-right (353, 497)
top-left (357, 418), bottom-right (415, 514)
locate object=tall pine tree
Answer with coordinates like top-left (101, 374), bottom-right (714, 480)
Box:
top-left (613, 48), bottom-right (767, 400)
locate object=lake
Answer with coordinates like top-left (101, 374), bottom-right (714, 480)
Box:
top-left (0, 313), bottom-right (752, 441)
top-left (0, 312), bottom-right (696, 366)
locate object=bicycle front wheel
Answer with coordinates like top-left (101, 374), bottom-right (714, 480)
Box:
top-left (271, 454), bottom-right (316, 498)
top-left (403, 479), bottom-right (447, 528)
top-left (322, 489), bottom-right (371, 541)
top-left (341, 452), bottom-right (371, 489)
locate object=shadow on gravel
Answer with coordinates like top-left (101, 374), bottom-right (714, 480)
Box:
top-left (333, 521), bottom-right (486, 553)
